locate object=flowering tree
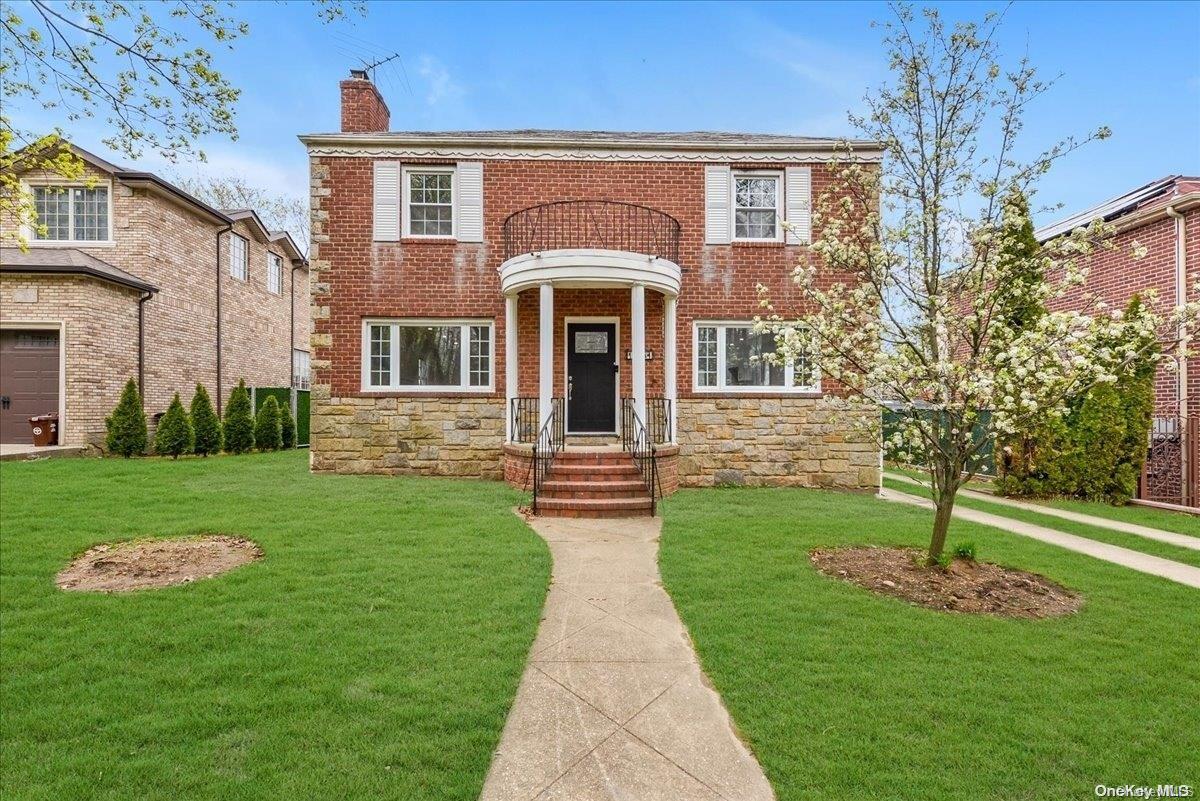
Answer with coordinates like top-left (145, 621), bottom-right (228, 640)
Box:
top-left (757, 5), bottom-right (1196, 563)
top-left (0, 0), bottom-right (361, 247)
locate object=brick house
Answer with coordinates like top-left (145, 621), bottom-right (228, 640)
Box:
top-left (1036, 176), bottom-right (1199, 505)
top-left (0, 145), bottom-right (311, 448)
top-left (301, 71), bottom-right (881, 515)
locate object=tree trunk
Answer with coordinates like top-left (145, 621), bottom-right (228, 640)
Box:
top-left (928, 492), bottom-right (955, 564)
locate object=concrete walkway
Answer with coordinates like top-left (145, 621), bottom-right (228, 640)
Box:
top-left (880, 487), bottom-right (1200, 589)
top-left (480, 515), bottom-right (774, 801)
top-left (884, 472), bottom-right (1200, 551)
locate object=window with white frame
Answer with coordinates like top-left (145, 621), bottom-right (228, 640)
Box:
top-left (292, 349), bottom-right (311, 389)
top-left (732, 173), bottom-right (780, 241)
top-left (32, 185), bottom-right (110, 242)
top-left (694, 323), bottom-right (819, 392)
top-left (364, 320), bottom-right (493, 391)
top-left (267, 252), bottom-right (282, 294)
top-left (230, 234), bottom-right (248, 281)
top-left (404, 168), bottom-right (454, 237)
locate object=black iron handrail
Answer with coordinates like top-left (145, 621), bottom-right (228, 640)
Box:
top-left (621, 398), bottom-right (662, 516)
top-left (510, 397), bottom-right (563, 444)
top-left (530, 403), bottom-right (564, 515)
top-left (622, 396), bottom-right (672, 445)
top-left (502, 200), bottom-right (681, 263)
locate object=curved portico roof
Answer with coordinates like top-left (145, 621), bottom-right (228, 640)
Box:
top-left (498, 248), bottom-right (681, 297)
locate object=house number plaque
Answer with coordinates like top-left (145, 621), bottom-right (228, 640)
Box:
top-left (574, 331), bottom-right (608, 354)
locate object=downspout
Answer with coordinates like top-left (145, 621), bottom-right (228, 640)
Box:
top-left (1166, 204), bottom-right (1189, 503)
top-left (215, 223), bottom-right (232, 415)
top-left (138, 290), bottom-right (154, 405)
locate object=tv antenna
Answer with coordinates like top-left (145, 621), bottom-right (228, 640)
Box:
top-left (359, 52), bottom-right (402, 82)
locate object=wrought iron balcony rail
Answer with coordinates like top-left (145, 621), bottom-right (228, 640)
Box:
top-left (510, 397), bottom-right (564, 445)
top-left (503, 200), bottom-right (681, 263)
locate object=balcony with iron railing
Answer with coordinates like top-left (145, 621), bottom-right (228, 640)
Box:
top-left (502, 200), bottom-right (681, 263)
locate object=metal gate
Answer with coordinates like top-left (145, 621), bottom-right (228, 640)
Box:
top-left (1141, 416), bottom-right (1198, 508)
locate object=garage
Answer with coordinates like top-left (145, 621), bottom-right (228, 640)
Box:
top-left (0, 329), bottom-right (61, 444)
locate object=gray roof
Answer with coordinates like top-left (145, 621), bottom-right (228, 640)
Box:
top-left (300, 128), bottom-right (883, 151)
top-left (1036, 176), bottom-right (1197, 242)
top-left (0, 248), bottom-right (158, 293)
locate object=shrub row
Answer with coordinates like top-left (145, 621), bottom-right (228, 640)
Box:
top-left (105, 378), bottom-right (295, 458)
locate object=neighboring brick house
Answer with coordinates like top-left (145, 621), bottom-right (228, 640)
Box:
top-left (301, 71), bottom-right (881, 515)
top-left (0, 145), bottom-right (311, 448)
top-left (1036, 176), bottom-right (1199, 505)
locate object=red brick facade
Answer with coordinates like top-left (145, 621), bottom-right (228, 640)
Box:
top-left (305, 78), bottom-right (880, 489)
top-left (1043, 180), bottom-right (1199, 418)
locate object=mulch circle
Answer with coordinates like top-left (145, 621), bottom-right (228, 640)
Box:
top-left (810, 546), bottom-right (1082, 619)
top-left (56, 535), bottom-right (262, 593)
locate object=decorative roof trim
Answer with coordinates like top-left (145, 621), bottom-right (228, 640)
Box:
top-left (303, 143), bottom-right (883, 164)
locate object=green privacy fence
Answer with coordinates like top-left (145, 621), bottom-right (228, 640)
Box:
top-left (251, 387), bottom-right (310, 447)
top-left (881, 408), bottom-right (995, 476)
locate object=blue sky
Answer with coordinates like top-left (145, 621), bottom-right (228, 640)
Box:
top-left (23, 0), bottom-right (1200, 227)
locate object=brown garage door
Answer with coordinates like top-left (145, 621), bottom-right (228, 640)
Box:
top-left (0, 330), bottom-right (61, 444)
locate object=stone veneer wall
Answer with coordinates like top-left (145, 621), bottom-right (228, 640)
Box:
top-left (310, 393), bottom-right (505, 478)
top-left (676, 397), bottom-right (879, 490)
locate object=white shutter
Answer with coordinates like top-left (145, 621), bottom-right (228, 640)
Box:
top-left (373, 161), bottom-right (400, 241)
top-left (704, 165), bottom-right (731, 245)
top-left (455, 161), bottom-right (484, 242)
top-left (784, 166), bottom-right (812, 245)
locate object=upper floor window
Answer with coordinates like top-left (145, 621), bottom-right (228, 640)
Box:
top-left (363, 319), bottom-right (493, 392)
top-left (733, 174), bottom-right (781, 241)
top-left (404, 168), bottom-right (454, 237)
top-left (267, 252), bottom-right (282, 294)
top-left (32, 185), bottom-right (110, 242)
top-left (694, 322), bottom-right (819, 393)
top-left (230, 234), bottom-right (248, 281)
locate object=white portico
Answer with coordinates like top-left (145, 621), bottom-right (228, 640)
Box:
top-left (500, 247), bottom-right (681, 444)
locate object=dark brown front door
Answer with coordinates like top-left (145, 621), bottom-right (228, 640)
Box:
top-left (567, 322), bottom-right (618, 433)
top-left (0, 330), bottom-right (60, 444)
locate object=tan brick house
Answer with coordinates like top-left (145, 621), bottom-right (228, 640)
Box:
top-left (1036, 176), bottom-right (1199, 506)
top-left (301, 71), bottom-right (881, 515)
top-left (0, 146), bottom-right (311, 448)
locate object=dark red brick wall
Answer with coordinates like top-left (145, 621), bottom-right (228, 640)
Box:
top-left (1048, 208), bottom-right (1199, 416)
top-left (312, 157), bottom-right (863, 402)
top-left (339, 79), bottom-right (390, 133)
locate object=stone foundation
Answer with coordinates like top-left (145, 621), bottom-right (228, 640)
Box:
top-left (676, 397), bottom-right (879, 490)
top-left (310, 392), bottom-right (505, 477)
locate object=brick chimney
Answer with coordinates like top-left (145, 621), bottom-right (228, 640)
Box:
top-left (340, 68), bottom-right (390, 133)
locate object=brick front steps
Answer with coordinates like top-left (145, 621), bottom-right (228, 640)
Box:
top-left (504, 443), bottom-right (680, 517)
top-left (537, 449), bottom-right (654, 518)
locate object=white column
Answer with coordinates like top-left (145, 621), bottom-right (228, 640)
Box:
top-left (663, 294), bottom-right (677, 443)
top-left (631, 283), bottom-right (647, 423)
top-left (505, 293), bottom-right (518, 443)
top-left (539, 282), bottom-right (554, 438)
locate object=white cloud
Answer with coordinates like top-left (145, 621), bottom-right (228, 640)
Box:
top-left (417, 54), bottom-right (465, 108)
top-left (137, 146), bottom-right (309, 201)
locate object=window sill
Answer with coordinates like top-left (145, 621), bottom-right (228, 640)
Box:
top-left (730, 240), bottom-right (787, 248)
top-left (357, 389), bottom-right (500, 399)
top-left (686, 390), bottom-right (824, 399)
top-left (399, 236), bottom-right (458, 244)
top-left (27, 240), bottom-right (115, 248)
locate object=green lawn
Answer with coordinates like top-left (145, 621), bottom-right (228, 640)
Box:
top-left (0, 451), bottom-right (550, 801)
top-left (659, 487), bottom-right (1199, 801)
top-left (882, 477), bottom-right (1200, 569)
top-left (884, 465), bottom-right (1200, 536)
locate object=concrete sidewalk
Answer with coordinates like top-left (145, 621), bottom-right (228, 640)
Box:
top-left (884, 472), bottom-right (1200, 551)
top-left (880, 487), bottom-right (1200, 589)
top-left (480, 515), bottom-right (774, 801)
